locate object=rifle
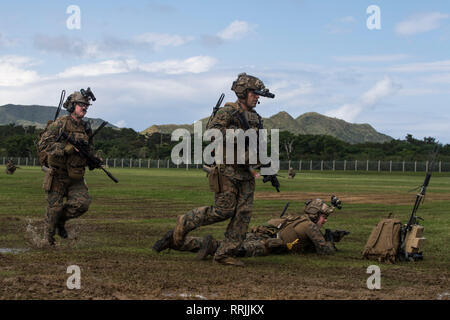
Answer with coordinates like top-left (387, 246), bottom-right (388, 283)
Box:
top-left (206, 93), bottom-right (225, 128)
top-left (54, 90), bottom-right (66, 121)
top-left (399, 146), bottom-right (439, 260)
top-left (57, 131), bottom-right (119, 183)
top-left (324, 229), bottom-right (350, 243)
top-left (279, 202), bottom-right (290, 217)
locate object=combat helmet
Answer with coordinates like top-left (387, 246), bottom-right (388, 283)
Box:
top-left (63, 87), bottom-right (96, 113)
top-left (231, 72), bottom-right (266, 99)
top-left (304, 198), bottom-right (334, 223)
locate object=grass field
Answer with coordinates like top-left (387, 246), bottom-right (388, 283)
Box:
top-left (0, 167), bottom-right (449, 300)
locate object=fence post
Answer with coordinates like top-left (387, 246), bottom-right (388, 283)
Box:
top-left (402, 161), bottom-right (405, 172)
top-left (157, 159), bottom-right (160, 168)
top-left (2, 157), bottom-right (4, 165)
top-left (148, 159), bottom-right (151, 168)
top-left (139, 159), bottom-right (141, 168)
top-left (18, 157), bottom-right (20, 166)
top-left (378, 160), bottom-right (380, 172)
top-left (33, 158), bottom-right (36, 166)
top-left (26, 158), bottom-right (28, 166)
top-left (390, 161), bottom-right (392, 173)
top-left (366, 160), bottom-right (369, 171)
top-left (299, 160), bottom-right (301, 171)
top-left (310, 160), bottom-right (312, 171)
top-left (426, 161), bottom-right (429, 172)
top-left (344, 160), bottom-right (346, 171)
top-left (288, 160), bottom-right (291, 170)
top-left (320, 160), bottom-right (323, 171)
top-left (121, 159), bottom-right (124, 168)
top-left (129, 158), bottom-right (132, 168)
top-left (333, 160), bottom-right (335, 171)
top-left (355, 160), bottom-right (357, 171)
top-left (114, 159), bottom-right (116, 168)
top-left (167, 159), bottom-right (169, 168)
top-left (439, 161), bottom-right (442, 173)
top-left (414, 161), bottom-right (416, 172)
top-left (186, 163), bottom-right (188, 170)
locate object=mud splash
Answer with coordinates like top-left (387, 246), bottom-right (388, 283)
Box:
top-left (23, 219), bottom-right (82, 249)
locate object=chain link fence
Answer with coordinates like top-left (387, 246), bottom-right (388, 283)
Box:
top-left (2, 157), bottom-right (449, 173)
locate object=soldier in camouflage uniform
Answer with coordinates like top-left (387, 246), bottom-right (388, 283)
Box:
top-left (288, 167), bottom-right (296, 179)
top-left (5, 159), bottom-right (17, 174)
top-left (153, 73), bottom-right (275, 266)
top-left (160, 196), bottom-right (345, 260)
top-left (36, 90), bottom-right (100, 245)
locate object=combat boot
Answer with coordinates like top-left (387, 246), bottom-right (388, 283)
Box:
top-left (56, 218), bottom-right (68, 239)
top-left (173, 215), bottom-right (187, 247)
top-left (196, 235), bottom-right (218, 260)
top-left (44, 217), bottom-right (57, 246)
top-left (153, 230), bottom-right (174, 252)
top-left (213, 256), bottom-right (245, 267)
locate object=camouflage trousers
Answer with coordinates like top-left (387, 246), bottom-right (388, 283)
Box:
top-left (46, 176), bottom-right (91, 232)
top-left (178, 232), bottom-right (274, 257)
top-left (179, 175), bottom-right (255, 260)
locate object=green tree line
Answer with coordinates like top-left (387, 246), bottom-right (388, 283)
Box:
top-left (0, 124), bottom-right (449, 161)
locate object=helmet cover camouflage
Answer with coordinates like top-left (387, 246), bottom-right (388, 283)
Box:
top-left (63, 91), bottom-right (92, 113)
top-left (304, 198), bottom-right (334, 223)
top-left (231, 72), bottom-right (266, 99)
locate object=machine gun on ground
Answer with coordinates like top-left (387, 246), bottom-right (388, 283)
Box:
top-left (399, 146), bottom-right (439, 261)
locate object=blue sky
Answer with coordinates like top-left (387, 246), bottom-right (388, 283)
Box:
top-left (1, 0), bottom-right (449, 143)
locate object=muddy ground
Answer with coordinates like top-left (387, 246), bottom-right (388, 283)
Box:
top-left (1, 169), bottom-right (449, 300)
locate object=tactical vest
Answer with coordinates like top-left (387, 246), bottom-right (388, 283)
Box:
top-left (65, 117), bottom-right (91, 180)
top-left (38, 116), bottom-right (91, 180)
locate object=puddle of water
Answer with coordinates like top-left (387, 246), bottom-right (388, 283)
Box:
top-left (0, 248), bottom-right (29, 254)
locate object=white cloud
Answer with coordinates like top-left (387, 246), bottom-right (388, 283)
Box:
top-left (139, 56), bottom-right (217, 74)
top-left (389, 60), bottom-right (450, 73)
top-left (133, 32), bottom-right (194, 50)
top-left (56, 56), bottom-right (217, 78)
top-left (115, 120), bottom-right (127, 128)
top-left (217, 20), bottom-right (253, 40)
top-left (395, 12), bottom-right (449, 36)
top-left (58, 60), bottom-right (139, 78)
top-left (333, 54), bottom-right (409, 63)
top-left (326, 77), bottom-right (401, 122)
top-left (423, 73), bottom-right (450, 84)
top-left (0, 55), bottom-right (40, 86)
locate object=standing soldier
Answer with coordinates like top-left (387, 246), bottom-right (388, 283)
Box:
top-left (5, 159), bottom-right (17, 174)
top-left (154, 73), bottom-right (276, 266)
top-left (36, 88), bottom-right (100, 245)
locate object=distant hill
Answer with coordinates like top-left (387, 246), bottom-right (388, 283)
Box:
top-left (0, 104), bottom-right (117, 129)
top-left (142, 111), bottom-right (393, 144)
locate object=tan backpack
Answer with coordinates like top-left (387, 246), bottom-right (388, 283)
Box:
top-left (362, 218), bottom-right (402, 263)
